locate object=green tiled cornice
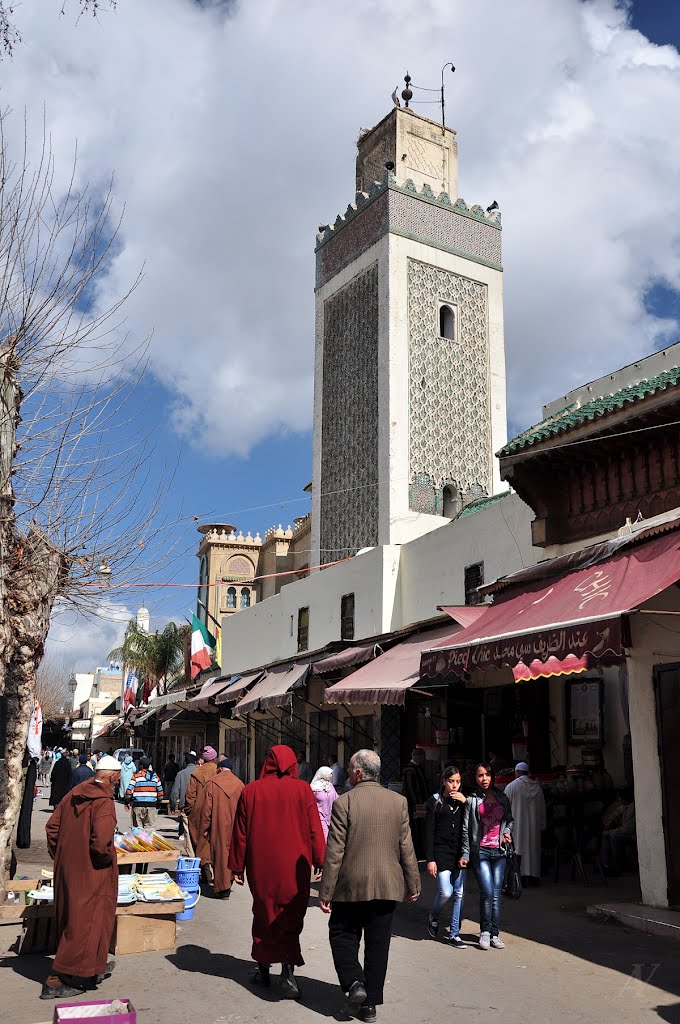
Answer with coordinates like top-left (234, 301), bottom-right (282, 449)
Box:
top-left (498, 364), bottom-right (680, 457)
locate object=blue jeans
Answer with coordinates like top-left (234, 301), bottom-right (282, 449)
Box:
top-left (431, 867), bottom-right (466, 937)
top-left (474, 848), bottom-right (505, 937)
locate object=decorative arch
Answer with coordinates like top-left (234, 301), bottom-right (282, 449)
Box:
top-left (439, 303), bottom-right (456, 340)
top-left (226, 586), bottom-right (237, 610)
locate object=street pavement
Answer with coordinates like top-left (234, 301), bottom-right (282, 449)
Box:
top-left (1, 794), bottom-right (680, 1024)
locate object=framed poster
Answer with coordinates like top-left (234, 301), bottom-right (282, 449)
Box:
top-left (567, 678), bottom-right (603, 745)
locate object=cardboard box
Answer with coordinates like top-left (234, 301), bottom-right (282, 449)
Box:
top-left (53, 1000), bottom-right (136, 1023)
top-left (110, 912), bottom-right (176, 955)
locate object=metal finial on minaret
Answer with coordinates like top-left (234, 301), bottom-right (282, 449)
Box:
top-left (401, 73), bottom-right (413, 108)
top-left (441, 62), bottom-right (455, 134)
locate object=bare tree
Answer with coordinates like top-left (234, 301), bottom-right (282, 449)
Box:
top-left (0, 110), bottom-right (179, 893)
top-left (35, 649), bottom-right (74, 719)
top-left (0, 2), bottom-right (116, 57)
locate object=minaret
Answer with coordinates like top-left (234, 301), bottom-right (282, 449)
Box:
top-left (136, 605), bottom-right (150, 633)
top-left (311, 91), bottom-right (506, 564)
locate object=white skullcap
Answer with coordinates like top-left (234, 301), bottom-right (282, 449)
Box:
top-left (515, 761), bottom-right (530, 772)
top-left (96, 755), bottom-right (122, 771)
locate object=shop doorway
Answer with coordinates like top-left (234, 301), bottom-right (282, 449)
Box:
top-left (653, 662), bottom-right (680, 907)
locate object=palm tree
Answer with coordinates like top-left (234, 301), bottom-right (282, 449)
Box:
top-left (110, 620), bottom-right (188, 698)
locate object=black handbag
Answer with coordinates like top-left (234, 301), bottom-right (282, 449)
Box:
top-left (502, 841), bottom-right (522, 900)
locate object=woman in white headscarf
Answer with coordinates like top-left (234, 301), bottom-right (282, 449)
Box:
top-left (310, 766), bottom-right (338, 840)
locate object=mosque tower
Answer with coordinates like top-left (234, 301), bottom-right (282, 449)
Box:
top-left (311, 87), bottom-right (507, 564)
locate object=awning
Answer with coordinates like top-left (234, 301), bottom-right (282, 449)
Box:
top-left (188, 675), bottom-right (239, 704)
top-left (439, 605), bottom-right (490, 628)
top-left (148, 689), bottom-right (187, 708)
top-left (94, 720), bottom-right (117, 738)
top-left (215, 671), bottom-right (264, 705)
top-left (134, 706), bottom-right (158, 726)
top-left (312, 643), bottom-right (380, 675)
top-left (233, 663), bottom-right (310, 716)
top-left (421, 530), bottom-right (680, 682)
top-left (324, 624), bottom-right (459, 706)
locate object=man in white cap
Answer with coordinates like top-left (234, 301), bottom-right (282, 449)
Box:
top-left (42, 755), bottom-right (121, 999)
top-left (503, 763), bottom-right (546, 885)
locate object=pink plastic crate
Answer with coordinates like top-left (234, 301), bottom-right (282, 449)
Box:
top-left (53, 999), bottom-right (136, 1023)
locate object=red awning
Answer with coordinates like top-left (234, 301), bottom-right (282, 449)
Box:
top-left (324, 624), bottom-right (460, 706)
top-left (439, 605), bottom-right (490, 628)
top-left (233, 663), bottom-right (310, 715)
top-left (312, 643), bottom-right (380, 675)
top-left (421, 530), bottom-right (680, 682)
top-left (215, 671), bottom-right (264, 705)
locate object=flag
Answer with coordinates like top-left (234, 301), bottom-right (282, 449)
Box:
top-left (123, 670), bottom-right (139, 708)
top-left (191, 614), bottom-right (216, 679)
top-left (215, 625), bottom-right (222, 670)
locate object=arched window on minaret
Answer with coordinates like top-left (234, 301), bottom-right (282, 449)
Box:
top-left (226, 587), bottom-right (237, 609)
top-left (240, 587), bottom-right (251, 609)
top-left (442, 484), bottom-right (461, 518)
top-left (439, 303), bottom-right (456, 340)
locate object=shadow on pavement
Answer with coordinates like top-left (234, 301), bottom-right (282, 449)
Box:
top-left (0, 952), bottom-right (51, 985)
top-left (389, 867), bottom-right (680, 1005)
top-left (168, 943), bottom-right (342, 1018)
top-left (656, 1006), bottom-right (680, 1023)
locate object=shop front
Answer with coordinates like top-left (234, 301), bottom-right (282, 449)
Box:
top-left (421, 526), bottom-right (680, 908)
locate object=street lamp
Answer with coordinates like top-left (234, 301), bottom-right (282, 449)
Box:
top-left (68, 676), bottom-right (78, 712)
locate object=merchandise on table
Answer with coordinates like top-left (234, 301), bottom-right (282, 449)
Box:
top-left (113, 828), bottom-right (176, 854)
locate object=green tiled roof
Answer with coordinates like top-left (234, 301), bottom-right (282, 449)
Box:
top-left (498, 364), bottom-right (680, 457)
top-left (458, 491), bottom-right (509, 517)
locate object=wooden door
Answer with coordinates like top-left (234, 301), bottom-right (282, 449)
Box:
top-left (653, 663), bottom-right (680, 907)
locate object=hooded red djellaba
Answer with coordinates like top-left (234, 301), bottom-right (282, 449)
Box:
top-left (229, 745), bottom-right (326, 967)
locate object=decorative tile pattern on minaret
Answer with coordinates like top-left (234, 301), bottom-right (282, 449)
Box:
top-left (320, 265), bottom-right (379, 559)
top-left (407, 260), bottom-right (491, 513)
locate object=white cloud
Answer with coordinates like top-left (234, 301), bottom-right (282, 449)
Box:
top-left (1, 0), bottom-right (679, 449)
top-left (45, 599), bottom-right (132, 674)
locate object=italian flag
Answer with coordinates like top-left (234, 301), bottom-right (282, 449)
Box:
top-left (191, 614), bottom-right (217, 678)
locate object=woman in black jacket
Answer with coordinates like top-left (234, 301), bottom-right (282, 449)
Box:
top-left (424, 765), bottom-right (467, 949)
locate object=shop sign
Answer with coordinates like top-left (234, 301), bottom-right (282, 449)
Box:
top-left (427, 617), bottom-right (622, 677)
top-left (71, 719), bottom-right (91, 729)
top-left (70, 732), bottom-right (87, 741)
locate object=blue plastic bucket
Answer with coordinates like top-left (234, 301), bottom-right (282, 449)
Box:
top-left (176, 888), bottom-right (200, 921)
top-left (177, 856), bottom-right (200, 871)
top-left (175, 868), bottom-right (200, 889)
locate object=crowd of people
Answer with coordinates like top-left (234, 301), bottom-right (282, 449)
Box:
top-left (36, 739), bottom-right (635, 1019)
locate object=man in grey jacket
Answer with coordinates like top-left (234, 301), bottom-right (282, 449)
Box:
top-left (169, 753), bottom-right (199, 836)
top-left (319, 749), bottom-right (420, 1023)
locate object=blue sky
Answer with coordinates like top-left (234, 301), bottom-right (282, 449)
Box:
top-left (2, 0), bottom-right (677, 667)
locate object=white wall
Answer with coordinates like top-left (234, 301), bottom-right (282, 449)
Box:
top-left (220, 545), bottom-right (401, 674)
top-left (627, 591), bottom-right (680, 908)
top-left (397, 492), bottom-right (537, 627)
top-left (71, 673), bottom-right (93, 712)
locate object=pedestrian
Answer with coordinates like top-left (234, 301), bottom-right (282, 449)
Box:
top-left (185, 746), bottom-right (218, 872)
top-left (70, 754), bottom-right (95, 789)
top-left (319, 749), bottom-right (420, 1023)
top-left (460, 762), bottom-right (514, 950)
top-left (124, 756), bottom-right (163, 830)
top-left (41, 755), bottom-right (121, 1000)
top-left (229, 744), bottom-right (326, 1000)
top-left (296, 749), bottom-right (314, 784)
top-left (600, 787), bottom-right (636, 875)
top-left (38, 751), bottom-right (52, 783)
top-left (200, 757), bottom-right (245, 899)
top-left (401, 747), bottom-right (429, 858)
top-left (503, 762), bottom-right (546, 885)
top-left (49, 750), bottom-right (72, 808)
top-left (162, 752), bottom-right (179, 798)
top-left (118, 752), bottom-right (136, 800)
top-left (310, 766), bottom-right (338, 840)
top-left (69, 749), bottom-right (79, 773)
top-left (170, 753), bottom-right (197, 812)
top-left (330, 755), bottom-right (347, 791)
top-left (424, 765), bottom-right (468, 948)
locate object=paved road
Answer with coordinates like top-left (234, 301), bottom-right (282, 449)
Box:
top-left (2, 796), bottom-right (680, 1024)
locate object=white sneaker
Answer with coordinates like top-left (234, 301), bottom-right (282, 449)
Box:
top-left (478, 931), bottom-right (490, 950)
top-left (490, 935), bottom-right (505, 949)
